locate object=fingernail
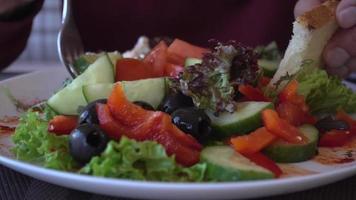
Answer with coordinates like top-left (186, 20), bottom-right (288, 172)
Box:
top-left (338, 7), bottom-right (356, 28)
top-left (326, 48), bottom-right (350, 68)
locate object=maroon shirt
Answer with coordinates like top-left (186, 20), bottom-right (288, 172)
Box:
top-left (0, 0), bottom-right (297, 70)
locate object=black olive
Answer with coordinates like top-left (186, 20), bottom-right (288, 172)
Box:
top-left (133, 101), bottom-right (155, 111)
top-left (159, 92), bottom-right (194, 114)
top-left (69, 124), bottom-right (109, 164)
top-left (78, 99), bottom-right (107, 125)
top-left (315, 116), bottom-right (350, 132)
top-left (171, 107), bottom-right (212, 142)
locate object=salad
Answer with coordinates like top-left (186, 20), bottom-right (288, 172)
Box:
top-left (10, 36), bottom-right (356, 182)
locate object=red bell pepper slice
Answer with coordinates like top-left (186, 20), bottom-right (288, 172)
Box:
top-left (238, 84), bottom-right (270, 102)
top-left (278, 80), bottom-right (309, 112)
top-left (319, 130), bottom-right (352, 147)
top-left (276, 102), bottom-right (316, 126)
top-left (262, 109), bottom-right (307, 144)
top-left (230, 127), bottom-right (277, 154)
top-left (96, 103), bottom-right (124, 140)
top-left (107, 84), bottom-right (202, 166)
top-left (242, 152), bottom-right (283, 178)
top-left (48, 115), bottom-right (78, 135)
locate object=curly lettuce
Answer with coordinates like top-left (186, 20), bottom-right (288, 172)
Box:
top-left (171, 40), bottom-right (258, 114)
top-left (80, 137), bottom-right (206, 182)
top-left (297, 68), bottom-right (356, 114)
top-left (11, 110), bottom-right (78, 171)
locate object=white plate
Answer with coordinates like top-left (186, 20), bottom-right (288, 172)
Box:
top-left (0, 68), bottom-right (356, 200)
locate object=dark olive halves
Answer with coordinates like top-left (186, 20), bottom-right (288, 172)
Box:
top-left (171, 107), bottom-right (212, 142)
top-left (159, 92), bottom-right (194, 114)
top-left (78, 99), bottom-right (107, 125)
top-left (69, 124), bottom-right (109, 164)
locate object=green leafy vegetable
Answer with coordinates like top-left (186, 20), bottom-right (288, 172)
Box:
top-left (11, 110), bottom-right (78, 171)
top-left (297, 68), bottom-right (356, 114)
top-left (81, 137), bottom-right (206, 182)
top-left (72, 53), bottom-right (99, 74)
top-left (255, 41), bottom-right (281, 61)
top-left (171, 40), bottom-right (258, 114)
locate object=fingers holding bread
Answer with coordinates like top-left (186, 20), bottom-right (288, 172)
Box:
top-left (323, 26), bottom-right (356, 77)
top-left (336, 0), bottom-right (356, 28)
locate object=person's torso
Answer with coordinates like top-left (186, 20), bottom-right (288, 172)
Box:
top-left (73, 0), bottom-right (297, 51)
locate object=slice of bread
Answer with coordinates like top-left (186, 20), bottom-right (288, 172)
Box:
top-left (268, 0), bottom-right (339, 91)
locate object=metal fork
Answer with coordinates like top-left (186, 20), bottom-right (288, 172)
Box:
top-left (57, 0), bottom-right (84, 78)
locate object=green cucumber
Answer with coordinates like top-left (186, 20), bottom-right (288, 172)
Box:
top-left (258, 59), bottom-right (280, 77)
top-left (207, 102), bottom-right (273, 137)
top-left (263, 124), bottom-right (319, 163)
top-left (48, 54), bottom-right (114, 115)
top-left (47, 86), bottom-right (87, 115)
top-left (107, 51), bottom-right (122, 67)
top-left (184, 58), bottom-right (202, 67)
top-left (201, 146), bottom-right (274, 181)
top-left (83, 84), bottom-right (114, 103)
top-left (122, 77), bottom-right (167, 108)
top-left (82, 77), bottom-right (167, 108)
top-left (73, 51), bottom-right (121, 75)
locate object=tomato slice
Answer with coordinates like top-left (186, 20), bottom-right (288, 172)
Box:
top-left (238, 84), bottom-right (270, 102)
top-left (262, 109), bottom-right (307, 144)
top-left (143, 41), bottom-right (167, 76)
top-left (107, 84), bottom-right (202, 166)
top-left (167, 39), bottom-right (209, 64)
top-left (165, 63), bottom-right (184, 77)
top-left (242, 152), bottom-right (283, 178)
top-left (48, 115), bottom-right (78, 135)
top-left (319, 130), bottom-right (352, 147)
top-left (230, 127), bottom-right (277, 154)
top-left (115, 58), bottom-right (157, 81)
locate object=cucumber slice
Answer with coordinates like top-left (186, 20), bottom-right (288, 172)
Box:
top-left (47, 86), bottom-right (87, 115)
top-left (207, 102), bottom-right (273, 137)
top-left (184, 58), bottom-right (202, 67)
top-left (122, 77), bottom-right (167, 108)
top-left (68, 54), bottom-right (114, 88)
top-left (201, 146), bottom-right (274, 181)
top-left (82, 78), bottom-right (167, 108)
top-left (107, 51), bottom-right (122, 68)
top-left (83, 84), bottom-right (114, 103)
top-left (258, 59), bottom-right (280, 77)
top-left (48, 54), bottom-right (115, 115)
top-left (263, 124), bottom-right (319, 163)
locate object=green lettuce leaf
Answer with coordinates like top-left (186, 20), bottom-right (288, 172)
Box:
top-left (11, 110), bottom-right (78, 171)
top-left (80, 137), bottom-right (206, 182)
top-left (297, 68), bottom-right (356, 114)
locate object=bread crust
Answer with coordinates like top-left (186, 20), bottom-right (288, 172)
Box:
top-left (297, 0), bottom-right (339, 29)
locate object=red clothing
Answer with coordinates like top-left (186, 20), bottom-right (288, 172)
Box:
top-left (0, 0), bottom-right (297, 70)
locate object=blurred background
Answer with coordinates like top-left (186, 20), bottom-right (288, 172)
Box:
top-left (6, 0), bottom-right (61, 73)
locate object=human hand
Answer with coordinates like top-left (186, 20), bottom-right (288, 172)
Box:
top-left (0, 0), bottom-right (32, 14)
top-left (295, 0), bottom-right (356, 78)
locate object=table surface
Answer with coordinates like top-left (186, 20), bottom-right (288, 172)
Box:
top-left (1, 65), bottom-right (356, 200)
